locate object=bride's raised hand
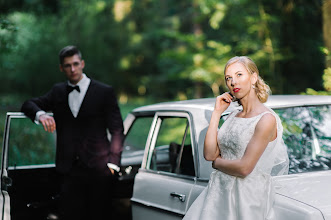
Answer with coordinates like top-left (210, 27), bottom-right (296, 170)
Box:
top-left (214, 92), bottom-right (233, 112)
top-left (205, 94), bottom-right (231, 161)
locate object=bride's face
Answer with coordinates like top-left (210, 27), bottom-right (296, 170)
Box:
top-left (225, 62), bottom-right (257, 100)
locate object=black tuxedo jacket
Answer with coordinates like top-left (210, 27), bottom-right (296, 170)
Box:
top-left (21, 79), bottom-right (124, 176)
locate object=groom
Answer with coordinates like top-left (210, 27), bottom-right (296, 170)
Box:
top-left (21, 45), bottom-right (124, 220)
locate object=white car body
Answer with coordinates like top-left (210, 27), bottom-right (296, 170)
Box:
top-left (125, 95), bottom-right (331, 220)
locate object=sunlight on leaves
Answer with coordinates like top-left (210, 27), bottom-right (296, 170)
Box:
top-left (323, 68), bottom-right (331, 91)
top-left (177, 92), bottom-right (188, 100)
top-left (193, 54), bottom-right (204, 66)
top-left (114, 0), bottom-right (133, 22)
top-left (209, 3), bottom-right (226, 29)
top-left (191, 68), bottom-right (211, 82)
top-left (120, 57), bottom-right (130, 69)
top-left (131, 33), bottom-right (142, 45)
top-left (320, 47), bottom-right (329, 56)
top-left (304, 88), bottom-right (331, 96)
top-left (119, 93), bottom-right (128, 104)
top-left (95, 1), bottom-right (106, 12)
top-left (138, 85), bottom-right (146, 95)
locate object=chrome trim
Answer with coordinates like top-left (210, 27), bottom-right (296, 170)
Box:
top-left (170, 192), bottom-right (186, 202)
top-left (131, 198), bottom-right (185, 217)
top-left (8, 164), bottom-right (55, 170)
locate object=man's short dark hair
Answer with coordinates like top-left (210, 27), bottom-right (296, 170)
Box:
top-left (59, 45), bottom-right (82, 65)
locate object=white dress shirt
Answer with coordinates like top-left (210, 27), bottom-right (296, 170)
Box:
top-left (35, 74), bottom-right (90, 121)
top-left (67, 74), bottom-right (91, 117)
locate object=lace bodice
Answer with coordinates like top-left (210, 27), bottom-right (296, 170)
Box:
top-left (218, 111), bottom-right (266, 160)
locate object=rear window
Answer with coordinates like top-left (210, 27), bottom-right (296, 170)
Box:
top-left (275, 105), bottom-right (331, 174)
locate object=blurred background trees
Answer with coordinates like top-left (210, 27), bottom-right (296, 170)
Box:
top-left (0, 0), bottom-right (329, 105)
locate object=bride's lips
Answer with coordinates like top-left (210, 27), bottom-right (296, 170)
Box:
top-left (233, 88), bottom-right (240, 93)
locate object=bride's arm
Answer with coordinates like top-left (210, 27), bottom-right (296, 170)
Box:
top-left (204, 93), bottom-right (232, 161)
top-left (212, 113), bottom-right (276, 177)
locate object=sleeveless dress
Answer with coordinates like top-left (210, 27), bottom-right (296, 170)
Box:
top-left (183, 108), bottom-right (289, 220)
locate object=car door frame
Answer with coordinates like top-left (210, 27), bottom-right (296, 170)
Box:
top-left (131, 111), bottom-right (198, 219)
top-left (1, 113), bottom-right (26, 220)
top-left (0, 112), bottom-right (59, 220)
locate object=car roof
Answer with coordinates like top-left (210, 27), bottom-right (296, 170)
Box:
top-left (132, 95), bottom-right (331, 113)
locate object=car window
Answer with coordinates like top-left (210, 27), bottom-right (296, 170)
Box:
top-left (147, 116), bottom-right (195, 176)
top-left (7, 117), bottom-right (56, 167)
top-left (124, 116), bottom-right (154, 151)
top-left (307, 105), bottom-right (331, 162)
top-left (275, 105), bottom-right (331, 174)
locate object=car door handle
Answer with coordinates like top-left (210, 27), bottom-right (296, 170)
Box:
top-left (170, 192), bottom-right (186, 202)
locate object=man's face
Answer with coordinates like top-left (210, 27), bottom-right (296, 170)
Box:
top-left (60, 54), bottom-right (85, 84)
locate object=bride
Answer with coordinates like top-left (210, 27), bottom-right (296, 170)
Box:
top-left (183, 56), bottom-right (289, 220)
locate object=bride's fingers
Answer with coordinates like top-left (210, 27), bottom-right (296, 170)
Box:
top-left (222, 93), bottom-right (233, 103)
top-left (224, 96), bottom-right (232, 103)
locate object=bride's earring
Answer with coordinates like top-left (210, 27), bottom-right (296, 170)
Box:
top-left (252, 84), bottom-right (255, 89)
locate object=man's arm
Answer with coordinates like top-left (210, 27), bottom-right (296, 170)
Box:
top-left (105, 86), bottom-right (124, 166)
top-left (21, 89), bottom-right (56, 133)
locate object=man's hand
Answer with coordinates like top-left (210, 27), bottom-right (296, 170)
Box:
top-left (39, 114), bottom-right (56, 133)
top-left (108, 167), bottom-right (115, 175)
top-left (107, 163), bottom-right (121, 176)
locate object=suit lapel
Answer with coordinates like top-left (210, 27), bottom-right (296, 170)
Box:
top-left (61, 83), bottom-right (73, 116)
top-left (77, 79), bottom-right (96, 118)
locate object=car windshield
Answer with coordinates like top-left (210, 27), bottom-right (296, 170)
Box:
top-left (275, 105), bottom-right (331, 174)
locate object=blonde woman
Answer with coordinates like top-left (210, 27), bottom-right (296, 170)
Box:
top-left (183, 56), bottom-right (289, 220)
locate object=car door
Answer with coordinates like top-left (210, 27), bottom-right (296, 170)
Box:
top-left (132, 112), bottom-right (197, 220)
top-left (0, 112), bottom-right (59, 220)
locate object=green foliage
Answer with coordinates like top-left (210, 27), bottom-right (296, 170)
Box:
top-left (323, 68), bottom-right (331, 91)
top-left (303, 88), bottom-right (331, 96)
top-left (0, 0), bottom-right (327, 101)
top-left (303, 68), bottom-right (331, 96)
top-left (8, 118), bottom-right (56, 166)
top-left (0, 12), bottom-right (63, 96)
top-left (124, 116), bottom-right (154, 151)
top-left (0, 18), bottom-right (17, 53)
top-left (156, 118), bottom-right (189, 146)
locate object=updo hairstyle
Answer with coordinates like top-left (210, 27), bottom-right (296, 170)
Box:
top-left (224, 56), bottom-right (271, 103)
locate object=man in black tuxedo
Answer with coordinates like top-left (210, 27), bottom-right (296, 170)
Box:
top-left (21, 45), bottom-right (124, 220)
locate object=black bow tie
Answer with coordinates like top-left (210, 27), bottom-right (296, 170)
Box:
top-left (67, 85), bottom-right (80, 93)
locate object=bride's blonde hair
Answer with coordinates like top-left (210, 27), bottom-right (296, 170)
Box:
top-left (224, 56), bottom-right (271, 103)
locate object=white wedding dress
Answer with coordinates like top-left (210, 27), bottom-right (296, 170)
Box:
top-left (183, 108), bottom-right (289, 220)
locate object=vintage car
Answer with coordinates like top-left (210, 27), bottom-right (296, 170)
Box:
top-left (123, 95), bottom-right (331, 220)
top-left (1, 95), bottom-right (331, 220)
